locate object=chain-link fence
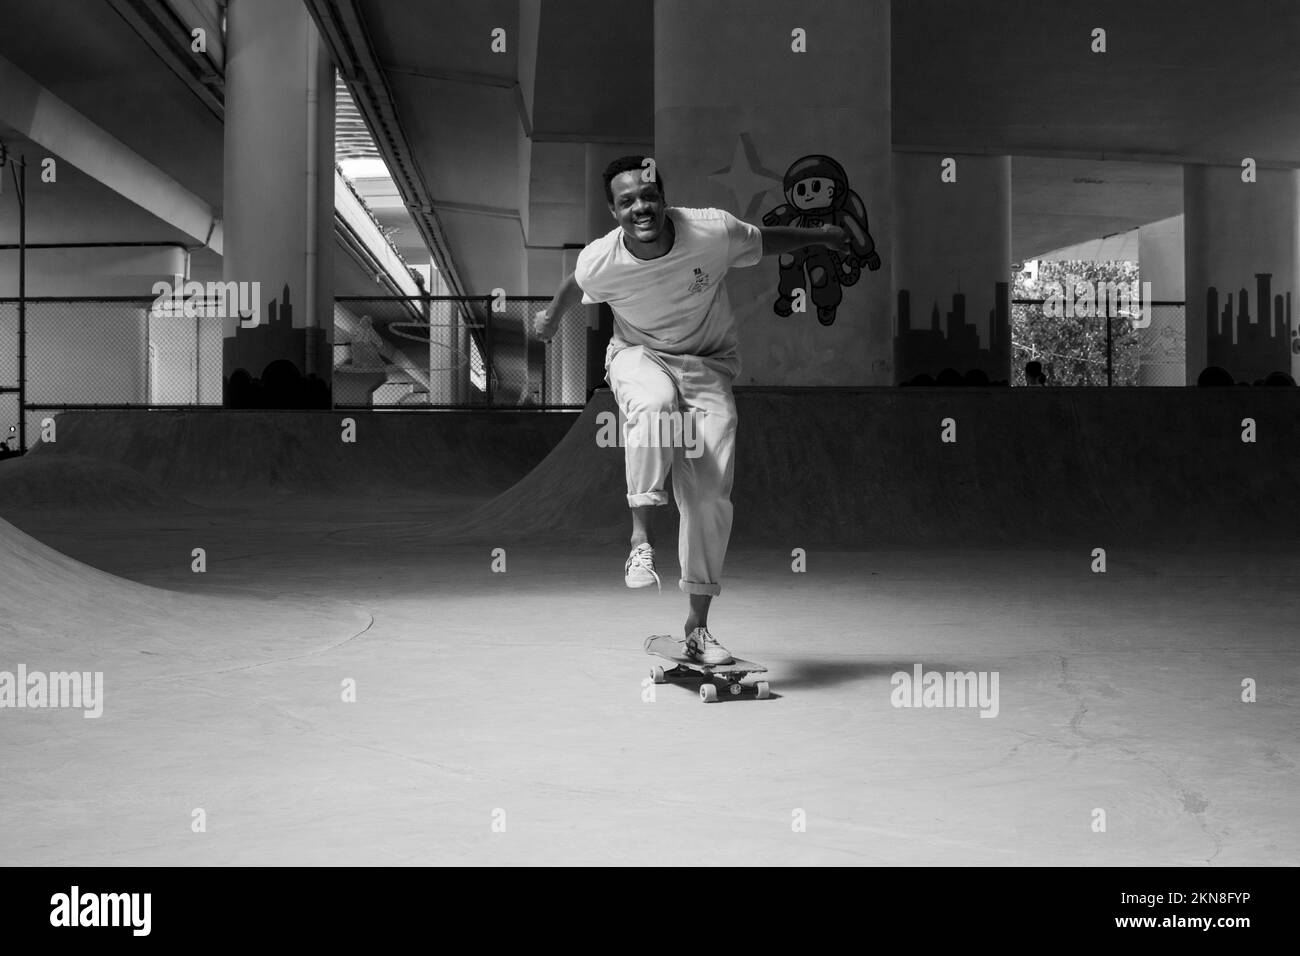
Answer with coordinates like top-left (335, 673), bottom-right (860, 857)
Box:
top-left (1135, 303), bottom-right (1188, 387)
top-left (0, 294), bottom-right (590, 448)
top-left (0, 296), bottom-right (226, 451)
top-left (1011, 298), bottom-right (1186, 386)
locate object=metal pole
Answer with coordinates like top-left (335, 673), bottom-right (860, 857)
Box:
top-left (484, 296), bottom-right (493, 408)
top-left (540, 312), bottom-right (547, 406)
top-left (15, 154), bottom-right (25, 451)
top-left (1105, 310), bottom-right (1113, 387)
top-left (422, 292), bottom-right (433, 406)
top-left (144, 312), bottom-right (151, 404)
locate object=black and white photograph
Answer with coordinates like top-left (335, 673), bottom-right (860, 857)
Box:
top-left (0, 0), bottom-right (1294, 928)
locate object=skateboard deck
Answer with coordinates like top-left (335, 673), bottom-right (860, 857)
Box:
top-left (643, 635), bottom-right (771, 701)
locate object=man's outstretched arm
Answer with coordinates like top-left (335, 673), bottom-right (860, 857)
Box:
top-left (532, 271), bottom-right (584, 341)
top-left (759, 224), bottom-right (851, 257)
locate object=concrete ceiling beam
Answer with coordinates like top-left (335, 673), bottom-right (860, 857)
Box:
top-left (0, 53), bottom-right (223, 253)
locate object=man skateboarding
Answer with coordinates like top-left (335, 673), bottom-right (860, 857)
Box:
top-left (532, 156), bottom-right (852, 665)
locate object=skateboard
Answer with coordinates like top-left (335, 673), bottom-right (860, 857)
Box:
top-left (643, 634), bottom-right (771, 702)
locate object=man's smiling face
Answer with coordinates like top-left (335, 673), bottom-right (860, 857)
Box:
top-left (609, 170), bottom-right (667, 244)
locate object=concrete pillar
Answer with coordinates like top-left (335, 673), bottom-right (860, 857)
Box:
top-left (654, 0), bottom-right (891, 385)
top-left (1136, 214), bottom-right (1185, 386)
top-left (426, 292), bottom-right (449, 406)
top-left (893, 153), bottom-right (1011, 385)
top-left (221, 0), bottom-right (335, 407)
top-left (426, 266), bottom-right (470, 405)
top-left (1185, 165), bottom-right (1300, 385)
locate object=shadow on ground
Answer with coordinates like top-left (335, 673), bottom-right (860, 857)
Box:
top-left (774, 659), bottom-right (979, 691)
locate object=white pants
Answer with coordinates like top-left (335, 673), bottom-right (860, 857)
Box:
top-left (607, 345), bottom-right (738, 596)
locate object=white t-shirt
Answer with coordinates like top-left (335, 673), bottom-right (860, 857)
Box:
top-left (574, 207), bottom-right (763, 368)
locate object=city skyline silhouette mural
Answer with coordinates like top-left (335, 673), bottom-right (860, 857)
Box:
top-left (895, 283), bottom-right (1012, 386)
top-left (223, 283), bottom-right (331, 408)
top-left (1206, 273), bottom-right (1295, 384)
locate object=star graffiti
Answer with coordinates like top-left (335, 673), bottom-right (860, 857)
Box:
top-left (708, 133), bottom-right (784, 220)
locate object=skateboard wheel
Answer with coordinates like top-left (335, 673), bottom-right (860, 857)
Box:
top-left (699, 683), bottom-right (718, 703)
top-left (755, 681), bottom-right (771, 699)
top-left (729, 682), bottom-right (743, 696)
top-left (651, 665), bottom-right (666, 684)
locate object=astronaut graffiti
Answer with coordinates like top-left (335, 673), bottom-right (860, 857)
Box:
top-left (761, 155), bottom-right (881, 326)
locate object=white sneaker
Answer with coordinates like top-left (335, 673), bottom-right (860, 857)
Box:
top-left (684, 626), bottom-right (733, 665)
top-left (624, 543), bottom-right (661, 590)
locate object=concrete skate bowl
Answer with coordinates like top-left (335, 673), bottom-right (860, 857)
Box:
top-left (428, 387), bottom-right (1300, 550)
top-left (13, 408), bottom-right (576, 507)
top-left (0, 515), bottom-right (370, 673)
top-left (0, 453), bottom-right (193, 514)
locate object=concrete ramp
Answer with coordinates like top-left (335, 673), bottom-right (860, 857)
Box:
top-left (17, 408), bottom-right (576, 503)
top-left (0, 512), bottom-right (371, 673)
top-left (0, 454), bottom-right (193, 511)
top-left (435, 388), bottom-right (1300, 548)
top-left (1, 511), bottom-right (159, 613)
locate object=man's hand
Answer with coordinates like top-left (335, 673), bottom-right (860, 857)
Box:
top-left (534, 272), bottom-right (584, 342)
top-left (817, 224), bottom-right (851, 255)
top-left (531, 307), bottom-right (560, 342)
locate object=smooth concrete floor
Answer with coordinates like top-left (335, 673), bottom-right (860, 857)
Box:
top-left (1, 499), bottom-right (1297, 866)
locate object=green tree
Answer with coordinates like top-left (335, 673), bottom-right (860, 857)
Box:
top-left (1013, 259), bottom-right (1141, 386)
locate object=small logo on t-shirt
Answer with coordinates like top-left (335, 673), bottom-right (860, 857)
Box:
top-left (687, 267), bottom-right (710, 295)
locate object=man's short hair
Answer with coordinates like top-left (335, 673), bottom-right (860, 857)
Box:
top-left (602, 155), bottom-right (665, 205)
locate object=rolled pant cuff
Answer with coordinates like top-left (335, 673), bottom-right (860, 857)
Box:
top-left (679, 579), bottom-right (722, 596)
top-left (627, 491), bottom-right (670, 507)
